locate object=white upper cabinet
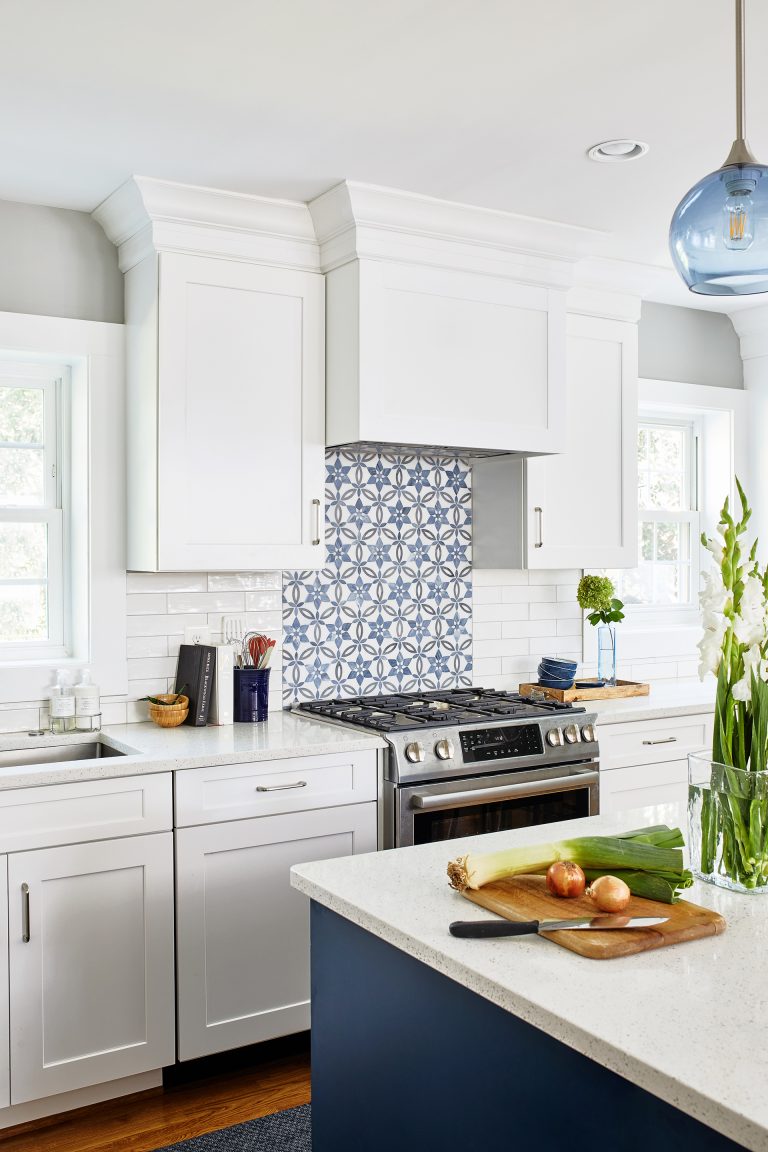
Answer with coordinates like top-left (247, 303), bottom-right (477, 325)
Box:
top-left (309, 181), bottom-right (604, 456)
top-left (94, 178), bottom-right (326, 572)
top-left (474, 293), bottom-right (639, 570)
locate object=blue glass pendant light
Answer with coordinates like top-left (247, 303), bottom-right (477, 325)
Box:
top-left (670, 0), bottom-right (768, 295)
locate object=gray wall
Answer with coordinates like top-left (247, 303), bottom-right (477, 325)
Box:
top-left (0, 199), bottom-right (123, 324)
top-left (639, 301), bottom-right (742, 389)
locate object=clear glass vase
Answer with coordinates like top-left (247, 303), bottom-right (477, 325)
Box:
top-left (597, 623), bottom-right (616, 686)
top-left (688, 753), bottom-right (768, 894)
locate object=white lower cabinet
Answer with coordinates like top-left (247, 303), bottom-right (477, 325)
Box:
top-left (7, 831), bottom-right (175, 1105)
top-left (175, 802), bottom-right (377, 1060)
top-left (598, 712), bottom-right (714, 816)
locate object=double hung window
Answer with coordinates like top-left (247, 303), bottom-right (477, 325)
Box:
top-left (0, 363), bottom-right (67, 661)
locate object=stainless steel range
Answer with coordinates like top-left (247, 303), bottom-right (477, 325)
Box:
top-left (295, 688), bottom-right (599, 848)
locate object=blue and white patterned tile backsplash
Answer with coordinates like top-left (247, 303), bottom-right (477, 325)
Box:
top-left (282, 449), bottom-right (472, 702)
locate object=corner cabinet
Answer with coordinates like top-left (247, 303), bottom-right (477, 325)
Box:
top-left (473, 309), bottom-right (638, 570)
top-left (125, 252), bottom-right (326, 571)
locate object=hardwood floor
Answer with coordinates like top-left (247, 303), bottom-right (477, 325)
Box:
top-left (0, 1034), bottom-right (311, 1151)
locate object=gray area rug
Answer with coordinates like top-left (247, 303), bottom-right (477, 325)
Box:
top-left (153, 1103), bottom-right (311, 1151)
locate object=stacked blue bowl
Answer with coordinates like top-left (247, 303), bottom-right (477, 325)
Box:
top-left (537, 656), bottom-right (577, 690)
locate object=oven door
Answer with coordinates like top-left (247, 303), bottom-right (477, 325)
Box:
top-left (390, 764), bottom-right (599, 848)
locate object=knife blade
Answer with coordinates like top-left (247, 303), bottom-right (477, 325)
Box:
top-left (449, 914), bottom-right (668, 939)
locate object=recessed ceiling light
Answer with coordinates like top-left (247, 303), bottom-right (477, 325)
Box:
top-left (587, 139), bottom-right (650, 163)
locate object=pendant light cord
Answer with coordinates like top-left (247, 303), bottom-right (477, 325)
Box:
top-left (736, 0), bottom-right (745, 143)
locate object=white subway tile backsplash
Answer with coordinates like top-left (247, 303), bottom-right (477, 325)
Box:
top-left (126, 593), bottom-right (167, 616)
top-left (127, 635), bottom-right (169, 659)
top-left (472, 586), bottom-right (505, 605)
top-left (127, 573), bottom-right (207, 594)
top-left (528, 569), bottom-right (581, 585)
top-left (530, 602), bottom-right (581, 620)
top-left (473, 602), bottom-right (529, 623)
top-left (126, 657), bottom-right (178, 681)
top-left (556, 584), bottom-right (579, 602)
top-left (501, 620), bottom-right (556, 639)
top-left (208, 572), bottom-right (282, 591)
top-left (556, 618), bottom-right (582, 636)
top-left (473, 638), bottom-right (528, 660)
top-left (126, 677), bottom-right (170, 699)
top-left (245, 591), bottom-right (282, 612)
top-left (472, 570), bottom-right (529, 587)
top-left (127, 613), bottom-right (208, 637)
top-left (502, 585), bottom-right (555, 603)
top-left (167, 591), bottom-right (246, 615)
top-left (473, 656), bottom-right (503, 677)
top-left (472, 621), bottom-right (502, 641)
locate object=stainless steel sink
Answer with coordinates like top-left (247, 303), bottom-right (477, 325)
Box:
top-left (0, 740), bottom-right (129, 769)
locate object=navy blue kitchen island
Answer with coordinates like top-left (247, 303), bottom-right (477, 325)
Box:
top-left (292, 807), bottom-right (764, 1152)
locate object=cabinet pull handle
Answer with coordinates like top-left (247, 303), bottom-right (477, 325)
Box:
top-left (256, 780), bottom-right (308, 792)
top-left (641, 736), bottom-right (678, 745)
top-left (21, 883), bottom-right (30, 943)
top-left (534, 506), bottom-right (543, 548)
top-left (311, 499), bottom-right (321, 546)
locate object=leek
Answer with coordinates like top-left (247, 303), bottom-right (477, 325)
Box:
top-left (447, 825), bottom-right (689, 903)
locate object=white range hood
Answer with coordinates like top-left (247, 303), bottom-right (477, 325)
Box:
top-left (308, 181), bottom-right (607, 457)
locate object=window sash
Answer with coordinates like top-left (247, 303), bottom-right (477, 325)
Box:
top-left (0, 508), bottom-right (64, 658)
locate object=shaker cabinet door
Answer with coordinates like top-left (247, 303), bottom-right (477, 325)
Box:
top-left (8, 833), bottom-right (175, 1104)
top-left (175, 802), bottom-right (377, 1061)
top-left (525, 314), bottom-right (638, 569)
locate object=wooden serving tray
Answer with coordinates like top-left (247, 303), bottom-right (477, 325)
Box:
top-left (519, 679), bottom-right (650, 702)
top-left (461, 875), bottom-right (725, 959)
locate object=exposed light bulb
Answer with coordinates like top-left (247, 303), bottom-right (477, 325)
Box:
top-left (723, 173), bottom-right (757, 250)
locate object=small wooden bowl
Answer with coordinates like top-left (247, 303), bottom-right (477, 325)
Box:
top-left (148, 694), bottom-right (189, 728)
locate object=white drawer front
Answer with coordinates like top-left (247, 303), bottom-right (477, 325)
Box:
top-left (599, 759), bottom-right (688, 816)
top-left (598, 714), bottom-right (713, 771)
top-left (175, 751), bottom-right (378, 827)
top-left (0, 773), bottom-right (172, 852)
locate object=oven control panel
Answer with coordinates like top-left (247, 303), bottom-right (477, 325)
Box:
top-left (460, 724), bottom-right (544, 763)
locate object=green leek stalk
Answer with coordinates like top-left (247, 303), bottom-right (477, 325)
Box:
top-left (446, 828), bottom-right (686, 898)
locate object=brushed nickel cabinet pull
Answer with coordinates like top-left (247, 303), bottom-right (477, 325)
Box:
top-left (642, 736), bottom-right (678, 745)
top-left (534, 507), bottom-right (543, 548)
top-left (256, 780), bottom-right (308, 792)
top-left (21, 883), bottom-right (30, 943)
top-left (311, 498), bottom-right (321, 546)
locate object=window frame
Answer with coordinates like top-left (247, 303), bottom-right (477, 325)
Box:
top-left (582, 377), bottom-right (748, 672)
top-left (0, 312), bottom-right (126, 709)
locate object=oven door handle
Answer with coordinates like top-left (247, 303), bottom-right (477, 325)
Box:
top-left (410, 770), bottom-right (600, 811)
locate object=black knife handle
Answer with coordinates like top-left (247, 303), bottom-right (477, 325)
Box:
top-left (449, 919), bottom-right (539, 939)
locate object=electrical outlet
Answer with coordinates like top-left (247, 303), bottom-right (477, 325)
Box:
top-left (184, 625), bottom-right (211, 646)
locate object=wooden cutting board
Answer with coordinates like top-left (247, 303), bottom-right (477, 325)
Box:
top-left (461, 875), bottom-right (726, 959)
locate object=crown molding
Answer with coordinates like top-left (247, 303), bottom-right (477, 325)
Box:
top-left (92, 176), bottom-right (320, 273)
top-left (308, 180), bottom-right (609, 288)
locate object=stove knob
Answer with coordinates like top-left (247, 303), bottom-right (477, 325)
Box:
top-left (546, 728), bottom-right (564, 747)
top-left (563, 723), bottom-right (581, 744)
top-left (581, 723), bottom-right (596, 743)
top-left (434, 738), bottom-right (455, 761)
top-left (405, 741), bottom-right (426, 764)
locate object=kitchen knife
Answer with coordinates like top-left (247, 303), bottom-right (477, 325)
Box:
top-left (449, 914), bottom-right (668, 938)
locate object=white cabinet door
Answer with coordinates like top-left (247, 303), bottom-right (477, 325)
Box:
top-left (599, 760), bottom-right (689, 816)
top-left (326, 259), bottom-right (566, 455)
top-left (8, 833), bottom-right (175, 1104)
top-left (175, 802), bottom-right (377, 1061)
top-left (525, 313), bottom-right (638, 568)
top-left (127, 251), bottom-right (325, 571)
top-left (0, 857), bottom-right (8, 1111)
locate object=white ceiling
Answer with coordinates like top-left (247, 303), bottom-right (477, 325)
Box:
top-left (3, 0), bottom-right (766, 302)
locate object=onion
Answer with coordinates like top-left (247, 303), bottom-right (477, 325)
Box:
top-left (545, 860), bottom-right (586, 899)
top-left (587, 874), bottom-right (631, 912)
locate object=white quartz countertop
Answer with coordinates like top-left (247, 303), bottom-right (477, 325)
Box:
top-left (588, 678), bottom-right (715, 724)
top-left (292, 803), bottom-right (767, 1151)
top-left (0, 711), bottom-right (386, 789)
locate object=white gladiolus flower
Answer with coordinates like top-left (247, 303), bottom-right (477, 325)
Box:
top-left (699, 569), bottom-right (729, 617)
top-left (733, 574), bottom-right (767, 648)
top-left (704, 536), bottom-right (725, 564)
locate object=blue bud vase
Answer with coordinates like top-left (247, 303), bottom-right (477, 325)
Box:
top-left (597, 624), bottom-right (616, 686)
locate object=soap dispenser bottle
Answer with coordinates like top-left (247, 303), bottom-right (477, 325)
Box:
top-left (49, 669), bottom-right (75, 734)
top-left (74, 669), bottom-right (101, 731)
